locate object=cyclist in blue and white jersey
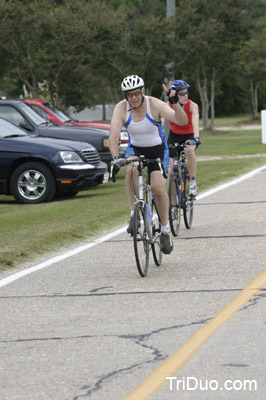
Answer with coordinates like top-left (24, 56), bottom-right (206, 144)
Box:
top-left (109, 75), bottom-right (187, 255)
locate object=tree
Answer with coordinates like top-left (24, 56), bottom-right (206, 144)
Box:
top-left (87, 2), bottom-right (174, 110)
top-left (239, 35), bottom-right (266, 118)
top-left (2, 0), bottom-right (266, 120)
top-left (0, 0), bottom-right (124, 108)
top-left (171, 0), bottom-right (249, 129)
top-left (238, 2), bottom-right (266, 118)
top-left (0, 0), bottom-right (50, 97)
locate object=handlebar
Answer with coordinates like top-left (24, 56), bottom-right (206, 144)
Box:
top-left (168, 142), bottom-right (190, 151)
top-left (169, 136), bottom-right (200, 152)
top-left (110, 156), bottom-right (167, 182)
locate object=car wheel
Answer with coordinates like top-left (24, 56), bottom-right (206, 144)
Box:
top-left (10, 162), bottom-right (56, 204)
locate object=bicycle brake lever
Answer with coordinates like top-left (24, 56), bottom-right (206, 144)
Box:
top-left (156, 158), bottom-right (167, 178)
top-left (110, 162), bottom-right (116, 183)
top-left (156, 158), bottom-right (162, 172)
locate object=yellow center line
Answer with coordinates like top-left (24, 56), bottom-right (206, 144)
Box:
top-left (124, 269), bottom-right (266, 400)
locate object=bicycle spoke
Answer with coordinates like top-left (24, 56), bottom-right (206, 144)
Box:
top-left (151, 199), bottom-right (162, 266)
top-left (133, 202), bottom-right (150, 277)
top-left (183, 175), bottom-right (194, 229)
top-left (168, 174), bottom-right (181, 236)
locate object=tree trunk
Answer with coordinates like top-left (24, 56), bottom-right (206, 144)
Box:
top-left (17, 71), bottom-right (37, 98)
top-left (102, 96), bottom-right (106, 121)
top-left (54, 75), bottom-right (60, 108)
top-left (210, 69), bottom-right (215, 130)
top-left (250, 79), bottom-right (258, 119)
top-left (196, 74), bottom-right (209, 130)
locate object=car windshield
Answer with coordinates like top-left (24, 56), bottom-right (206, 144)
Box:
top-left (20, 102), bottom-right (48, 126)
top-left (0, 118), bottom-right (29, 138)
top-left (43, 102), bottom-right (73, 122)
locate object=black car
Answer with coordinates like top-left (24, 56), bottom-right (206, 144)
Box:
top-left (0, 118), bottom-right (108, 204)
top-left (0, 99), bottom-right (123, 169)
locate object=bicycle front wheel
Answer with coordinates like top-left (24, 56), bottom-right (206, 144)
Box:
top-left (151, 199), bottom-right (162, 266)
top-left (133, 202), bottom-right (150, 277)
top-left (183, 173), bottom-right (194, 229)
top-left (168, 174), bottom-right (181, 236)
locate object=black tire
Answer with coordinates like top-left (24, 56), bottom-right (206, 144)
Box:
top-left (10, 162), bottom-right (56, 204)
top-left (133, 202), bottom-right (150, 277)
top-left (151, 199), bottom-right (162, 266)
top-left (168, 174), bottom-right (181, 236)
top-left (183, 171), bottom-right (194, 229)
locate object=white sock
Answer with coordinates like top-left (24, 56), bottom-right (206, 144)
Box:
top-left (161, 225), bottom-right (169, 233)
top-left (130, 210), bottom-right (134, 216)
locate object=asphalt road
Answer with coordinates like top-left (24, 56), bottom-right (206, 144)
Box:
top-left (1, 167), bottom-right (266, 400)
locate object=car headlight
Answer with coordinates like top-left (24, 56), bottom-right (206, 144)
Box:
top-left (59, 151), bottom-right (83, 163)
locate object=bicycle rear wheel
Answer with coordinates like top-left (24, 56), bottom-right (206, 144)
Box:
top-left (133, 202), bottom-right (150, 277)
top-left (183, 171), bottom-right (194, 229)
top-left (151, 199), bottom-right (162, 266)
top-left (168, 174), bottom-right (181, 236)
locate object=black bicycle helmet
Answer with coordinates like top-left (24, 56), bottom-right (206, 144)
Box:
top-left (171, 80), bottom-right (190, 91)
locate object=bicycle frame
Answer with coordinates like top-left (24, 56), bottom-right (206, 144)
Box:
top-left (168, 143), bottom-right (194, 234)
top-left (132, 157), bottom-right (159, 243)
top-left (110, 155), bottom-right (164, 276)
top-left (172, 148), bottom-right (187, 208)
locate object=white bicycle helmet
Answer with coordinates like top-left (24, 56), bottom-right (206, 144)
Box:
top-left (121, 75), bottom-right (144, 92)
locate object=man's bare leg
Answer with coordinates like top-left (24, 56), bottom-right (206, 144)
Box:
top-left (150, 171), bottom-right (169, 226)
top-left (125, 161), bottom-right (138, 212)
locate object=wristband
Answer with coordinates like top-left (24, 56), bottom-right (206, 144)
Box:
top-left (113, 156), bottom-right (120, 160)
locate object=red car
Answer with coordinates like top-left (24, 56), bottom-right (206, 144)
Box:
top-left (25, 99), bottom-right (129, 154)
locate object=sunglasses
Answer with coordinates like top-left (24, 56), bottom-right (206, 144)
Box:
top-left (126, 90), bottom-right (142, 98)
top-left (178, 91), bottom-right (189, 96)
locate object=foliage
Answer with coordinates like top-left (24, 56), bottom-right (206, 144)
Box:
top-left (1, 0), bottom-right (266, 117)
top-left (170, 0), bottom-right (249, 129)
top-left (0, 0), bottom-right (50, 96)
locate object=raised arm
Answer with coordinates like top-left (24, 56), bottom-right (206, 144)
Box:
top-left (151, 96), bottom-right (187, 126)
top-left (161, 100), bottom-right (188, 126)
top-left (161, 80), bottom-right (188, 125)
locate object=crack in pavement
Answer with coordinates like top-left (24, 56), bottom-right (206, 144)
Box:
top-left (0, 287), bottom-right (249, 300)
top-left (70, 318), bottom-right (210, 400)
top-left (70, 293), bottom-right (266, 399)
top-left (2, 293), bottom-right (264, 344)
top-left (1, 294), bottom-right (264, 398)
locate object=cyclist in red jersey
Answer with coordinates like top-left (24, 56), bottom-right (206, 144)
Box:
top-left (163, 80), bottom-right (200, 196)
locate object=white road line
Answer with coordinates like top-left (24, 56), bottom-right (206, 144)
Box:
top-left (1, 165), bottom-right (266, 288)
top-left (197, 165), bottom-right (266, 200)
top-left (0, 226), bottom-right (126, 288)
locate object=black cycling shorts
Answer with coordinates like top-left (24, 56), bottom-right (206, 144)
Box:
top-left (126, 142), bottom-right (168, 175)
top-left (167, 130), bottom-right (194, 158)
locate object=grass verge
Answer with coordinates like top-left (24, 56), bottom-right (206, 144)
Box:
top-left (0, 127), bottom-right (266, 272)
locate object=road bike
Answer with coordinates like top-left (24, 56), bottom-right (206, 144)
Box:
top-left (168, 143), bottom-right (195, 236)
top-left (111, 156), bottom-right (165, 277)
